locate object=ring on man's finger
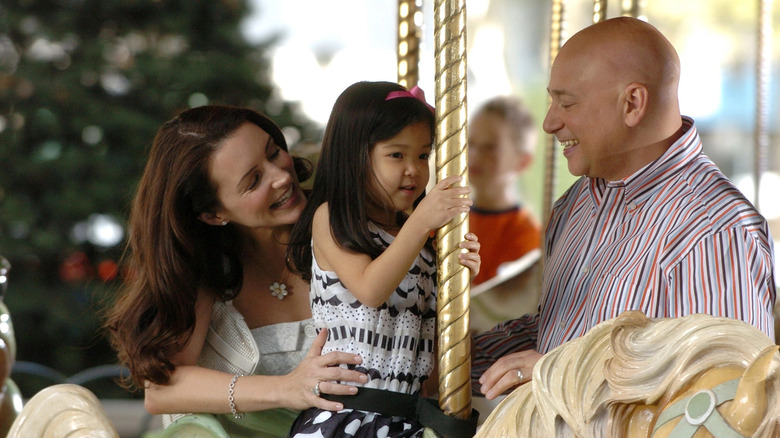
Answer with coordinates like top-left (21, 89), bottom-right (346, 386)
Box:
top-left (312, 382), bottom-right (321, 397)
top-left (516, 369), bottom-right (524, 381)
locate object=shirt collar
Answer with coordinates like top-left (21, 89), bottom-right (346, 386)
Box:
top-left (587, 116), bottom-right (700, 205)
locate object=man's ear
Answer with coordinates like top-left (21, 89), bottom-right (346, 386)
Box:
top-left (198, 211), bottom-right (226, 226)
top-left (623, 83), bottom-right (648, 127)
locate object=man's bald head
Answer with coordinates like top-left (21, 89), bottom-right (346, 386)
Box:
top-left (558, 17), bottom-right (680, 114)
top-left (544, 17), bottom-right (685, 180)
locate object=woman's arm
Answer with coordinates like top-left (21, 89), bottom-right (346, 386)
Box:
top-left (144, 329), bottom-right (367, 415)
top-left (166, 288), bottom-right (215, 367)
top-left (314, 176), bottom-right (471, 307)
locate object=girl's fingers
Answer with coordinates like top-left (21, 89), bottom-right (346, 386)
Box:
top-left (457, 234), bottom-right (480, 278)
top-left (459, 254), bottom-right (479, 264)
top-left (436, 175), bottom-right (463, 189)
top-left (459, 256), bottom-right (480, 274)
top-left (463, 232), bottom-right (479, 242)
top-left (459, 241), bottom-right (480, 251)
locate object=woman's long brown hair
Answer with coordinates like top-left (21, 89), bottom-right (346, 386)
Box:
top-left (105, 105), bottom-right (311, 390)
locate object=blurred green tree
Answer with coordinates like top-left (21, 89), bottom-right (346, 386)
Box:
top-left (0, 0), bottom-right (318, 394)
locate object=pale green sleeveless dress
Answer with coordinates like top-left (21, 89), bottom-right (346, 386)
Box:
top-left (161, 301), bottom-right (316, 438)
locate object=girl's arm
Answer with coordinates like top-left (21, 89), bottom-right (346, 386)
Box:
top-left (313, 175), bottom-right (471, 308)
top-left (144, 291), bottom-right (367, 414)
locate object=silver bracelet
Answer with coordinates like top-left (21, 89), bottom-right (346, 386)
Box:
top-left (228, 373), bottom-right (244, 419)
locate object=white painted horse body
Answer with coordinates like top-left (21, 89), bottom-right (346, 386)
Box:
top-left (476, 311), bottom-right (780, 438)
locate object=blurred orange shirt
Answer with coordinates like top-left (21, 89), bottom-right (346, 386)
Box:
top-left (470, 206), bottom-right (541, 285)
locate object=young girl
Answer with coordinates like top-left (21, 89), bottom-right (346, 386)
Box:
top-left (287, 81), bottom-right (481, 437)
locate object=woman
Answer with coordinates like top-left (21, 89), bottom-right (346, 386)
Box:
top-left (105, 105), bottom-right (365, 437)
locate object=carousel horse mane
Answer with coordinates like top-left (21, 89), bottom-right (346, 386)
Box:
top-left (6, 383), bottom-right (119, 437)
top-left (476, 311), bottom-right (780, 438)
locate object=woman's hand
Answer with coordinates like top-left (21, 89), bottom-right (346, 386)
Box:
top-left (145, 329), bottom-right (367, 415)
top-left (281, 329), bottom-right (367, 411)
top-left (459, 232), bottom-right (481, 281)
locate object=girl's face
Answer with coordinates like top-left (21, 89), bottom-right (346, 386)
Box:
top-left (368, 121), bottom-right (432, 222)
top-left (205, 122), bottom-right (306, 232)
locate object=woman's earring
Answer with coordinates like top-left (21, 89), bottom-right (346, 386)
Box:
top-left (221, 220), bottom-right (228, 226)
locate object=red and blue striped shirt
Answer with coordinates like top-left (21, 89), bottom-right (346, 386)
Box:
top-left (473, 117), bottom-right (776, 381)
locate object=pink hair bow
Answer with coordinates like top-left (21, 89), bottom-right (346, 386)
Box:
top-left (385, 85), bottom-right (435, 113)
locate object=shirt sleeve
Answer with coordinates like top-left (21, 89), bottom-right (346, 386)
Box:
top-left (665, 226), bottom-right (776, 339)
top-left (471, 313), bottom-right (539, 394)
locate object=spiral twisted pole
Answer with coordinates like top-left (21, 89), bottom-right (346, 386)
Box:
top-left (593, 0), bottom-right (608, 23)
top-left (541, 0), bottom-right (567, 249)
top-left (620, 0), bottom-right (646, 20)
top-left (433, 0), bottom-right (471, 421)
top-left (397, 0), bottom-right (422, 88)
top-left (753, 0), bottom-right (773, 208)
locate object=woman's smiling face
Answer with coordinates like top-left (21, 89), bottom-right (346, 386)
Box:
top-left (207, 122), bottom-right (306, 230)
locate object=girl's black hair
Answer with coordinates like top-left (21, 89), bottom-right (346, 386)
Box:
top-left (288, 81), bottom-right (435, 280)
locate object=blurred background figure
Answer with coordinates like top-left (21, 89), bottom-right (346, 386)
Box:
top-left (468, 96), bottom-right (540, 286)
top-left (467, 96), bottom-right (542, 333)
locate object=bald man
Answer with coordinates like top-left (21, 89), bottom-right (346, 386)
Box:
top-left (473, 17), bottom-right (776, 399)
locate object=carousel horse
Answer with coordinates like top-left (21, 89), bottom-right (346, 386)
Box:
top-left (6, 383), bottom-right (119, 437)
top-left (2, 254), bottom-right (120, 437)
top-left (0, 253), bottom-right (224, 437)
top-left (0, 299), bottom-right (23, 438)
top-left (0, 256), bottom-right (23, 437)
top-left (5, 382), bottom-right (232, 437)
top-left (475, 310), bottom-right (780, 437)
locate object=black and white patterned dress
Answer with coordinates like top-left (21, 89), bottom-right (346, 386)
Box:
top-left (289, 223), bottom-right (437, 438)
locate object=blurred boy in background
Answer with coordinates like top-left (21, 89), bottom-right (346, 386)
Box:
top-left (468, 96), bottom-right (541, 287)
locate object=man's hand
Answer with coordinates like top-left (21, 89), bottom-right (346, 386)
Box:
top-left (478, 349), bottom-right (542, 400)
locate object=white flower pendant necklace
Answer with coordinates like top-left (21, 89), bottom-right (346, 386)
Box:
top-left (270, 281), bottom-right (287, 300)
top-left (270, 267), bottom-right (290, 300)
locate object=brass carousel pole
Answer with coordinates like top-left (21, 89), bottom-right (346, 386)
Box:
top-left (541, 0), bottom-right (567, 249)
top-left (593, 0), bottom-right (608, 23)
top-left (433, 0), bottom-right (471, 421)
top-left (620, 0), bottom-right (646, 19)
top-left (397, 0), bottom-right (422, 88)
top-left (753, 0), bottom-right (773, 208)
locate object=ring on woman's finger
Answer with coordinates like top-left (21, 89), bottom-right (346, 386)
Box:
top-left (312, 381), bottom-right (321, 397)
top-left (516, 369), bottom-right (524, 381)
